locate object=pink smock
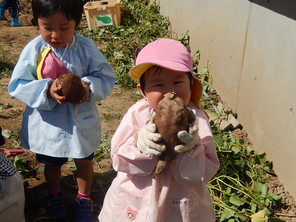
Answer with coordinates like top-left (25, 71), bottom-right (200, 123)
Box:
top-left (99, 99), bottom-right (220, 222)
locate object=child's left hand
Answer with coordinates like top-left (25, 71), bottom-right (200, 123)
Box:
top-left (174, 125), bottom-right (199, 152)
top-left (48, 78), bottom-right (66, 104)
top-left (174, 108), bottom-right (200, 153)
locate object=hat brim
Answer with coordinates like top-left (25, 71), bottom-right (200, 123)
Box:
top-left (129, 61), bottom-right (192, 81)
top-left (129, 63), bottom-right (155, 81)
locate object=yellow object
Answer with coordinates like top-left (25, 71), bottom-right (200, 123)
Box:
top-left (83, 0), bottom-right (122, 30)
top-left (250, 210), bottom-right (268, 222)
top-left (36, 48), bottom-right (51, 80)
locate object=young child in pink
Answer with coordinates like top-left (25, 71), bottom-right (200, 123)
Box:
top-left (99, 38), bottom-right (220, 222)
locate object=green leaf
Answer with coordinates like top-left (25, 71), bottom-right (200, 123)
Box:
top-left (234, 159), bottom-right (245, 170)
top-left (268, 192), bottom-right (282, 201)
top-left (255, 153), bottom-right (267, 165)
top-left (229, 195), bottom-right (245, 206)
top-left (220, 209), bottom-right (235, 221)
top-left (231, 146), bottom-right (241, 154)
top-left (251, 203), bottom-right (258, 213)
top-left (226, 187), bottom-right (232, 194)
top-left (213, 134), bottom-right (224, 147)
top-left (1, 129), bottom-right (13, 139)
top-left (237, 138), bottom-right (244, 145)
top-left (236, 213), bottom-right (248, 221)
top-left (254, 182), bottom-right (268, 196)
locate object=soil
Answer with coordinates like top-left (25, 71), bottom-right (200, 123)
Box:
top-left (0, 0), bottom-right (296, 221)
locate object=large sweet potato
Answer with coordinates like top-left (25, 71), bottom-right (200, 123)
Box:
top-left (154, 92), bottom-right (190, 174)
top-left (57, 73), bottom-right (86, 104)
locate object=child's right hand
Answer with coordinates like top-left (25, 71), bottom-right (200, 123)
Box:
top-left (48, 78), bottom-right (66, 104)
top-left (137, 123), bottom-right (166, 156)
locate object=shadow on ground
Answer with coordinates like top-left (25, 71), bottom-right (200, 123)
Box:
top-left (24, 170), bottom-right (116, 222)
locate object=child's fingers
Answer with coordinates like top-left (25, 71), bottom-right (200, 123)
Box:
top-left (52, 79), bottom-right (61, 90)
top-left (145, 123), bottom-right (156, 133)
top-left (55, 95), bottom-right (66, 104)
top-left (177, 130), bottom-right (191, 143)
top-left (174, 144), bottom-right (187, 153)
top-left (144, 136), bottom-right (165, 150)
top-left (48, 79), bottom-right (67, 104)
top-left (189, 125), bottom-right (198, 135)
top-left (137, 123), bottom-right (166, 156)
top-left (150, 112), bottom-right (156, 123)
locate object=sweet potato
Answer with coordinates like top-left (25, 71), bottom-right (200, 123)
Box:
top-left (154, 92), bottom-right (190, 174)
top-left (57, 73), bottom-right (86, 104)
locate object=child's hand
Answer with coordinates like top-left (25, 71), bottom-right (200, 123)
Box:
top-left (174, 108), bottom-right (200, 153)
top-left (174, 125), bottom-right (199, 152)
top-left (137, 122), bottom-right (166, 156)
top-left (48, 78), bottom-right (66, 104)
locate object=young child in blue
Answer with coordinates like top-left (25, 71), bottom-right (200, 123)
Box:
top-left (8, 0), bottom-right (115, 220)
top-left (0, 0), bottom-right (22, 26)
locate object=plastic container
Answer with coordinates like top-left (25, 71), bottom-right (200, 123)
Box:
top-left (84, 0), bottom-right (121, 30)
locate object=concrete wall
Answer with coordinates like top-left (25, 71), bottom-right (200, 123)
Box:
top-left (159, 0), bottom-right (296, 197)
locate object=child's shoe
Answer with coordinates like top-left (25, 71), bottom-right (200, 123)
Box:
top-left (0, 8), bottom-right (7, 20)
top-left (11, 17), bottom-right (22, 27)
top-left (76, 197), bottom-right (93, 222)
top-left (45, 190), bottom-right (67, 219)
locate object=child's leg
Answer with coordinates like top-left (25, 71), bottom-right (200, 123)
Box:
top-left (6, 0), bottom-right (18, 18)
top-left (0, 0), bottom-right (7, 20)
top-left (36, 154), bottom-right (68, 218)
top-left (36, 154), bottom-right (67, 192)
top-left (6, 0), bottom-right (22, 26)
top-left (74, 154), bottom-right (94, 222)
top-left (74, 158), bottom-right (93, 197)
top-left (44, 164), bottom-right (62, 192)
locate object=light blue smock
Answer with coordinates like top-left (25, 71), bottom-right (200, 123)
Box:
top-left (8, 34), bottom-right (116, 158)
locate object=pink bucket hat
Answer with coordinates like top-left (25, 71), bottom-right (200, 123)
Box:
top-left (129, 38), bottom-right (193, 81)
top-left (129, 38), bottom-right (203, 108)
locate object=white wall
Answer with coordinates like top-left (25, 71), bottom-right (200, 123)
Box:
top-left (159, 0), bottom-right (296, 197)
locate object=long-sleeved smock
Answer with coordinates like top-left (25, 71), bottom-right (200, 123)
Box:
top-left (99, 99), bottom-right (220, 222)
top-left (8, 34), bottom-right (115, 158)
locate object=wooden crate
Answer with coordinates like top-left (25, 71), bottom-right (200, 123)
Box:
top-left (84, 0), bottom-right (121, 30)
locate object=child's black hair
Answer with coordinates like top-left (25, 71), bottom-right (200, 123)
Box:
top-left (31, 0), bottom-right (84, 27)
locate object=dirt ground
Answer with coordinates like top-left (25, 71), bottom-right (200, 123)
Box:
top-left (1, 0), bottom-right (296, 221)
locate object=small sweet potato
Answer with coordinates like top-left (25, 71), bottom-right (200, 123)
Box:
top-left (57, 73), bottom-right (86, 104)
top-left (154, 92), bottom-right (190, 174)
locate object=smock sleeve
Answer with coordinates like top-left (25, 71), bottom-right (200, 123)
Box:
top-left (172, 108), bottom-right (220, 186)
top-left (111, 101), bottom-right (158, 175)
top-left (78, 37), bottom-right (115, 101)
top-left (8, 36), bottom-right (57, 110)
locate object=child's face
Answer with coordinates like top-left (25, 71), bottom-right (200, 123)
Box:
top-left (38, 12), bottom-right (76, 49)
top-left (139, 67), bottom-right (191, 109)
